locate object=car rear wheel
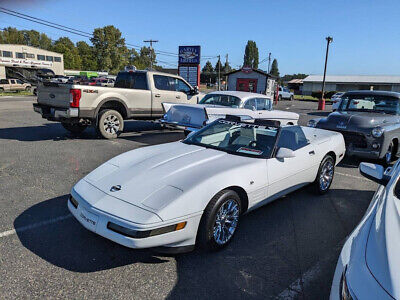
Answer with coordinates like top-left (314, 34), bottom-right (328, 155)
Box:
top-left (197, 190), bottom-right (241, 250)
top-left (97, 109), bottom-right (124, 139)
top-left (61, 122), bottom-right (87, 134)
top-left (313, 155), bottom-right (335, 194)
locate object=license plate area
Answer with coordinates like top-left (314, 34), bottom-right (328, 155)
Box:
top-left (79, 208), bottom-right (99, 231)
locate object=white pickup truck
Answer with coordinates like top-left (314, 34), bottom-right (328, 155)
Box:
top-left (33, 70), bottom-right (203, 138)
top-left (278, 86), bottom-right (294, 101)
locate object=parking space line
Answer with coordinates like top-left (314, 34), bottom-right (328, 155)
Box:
top-left (335, 171), bottom-right (365, 180)
top-left (0, 214), bottom-right (72, 239)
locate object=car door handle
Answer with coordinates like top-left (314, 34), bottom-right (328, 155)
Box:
top-left (155, 94), bottom-right (161, 98)
top-left (309, 150), bottom-right (315, 155)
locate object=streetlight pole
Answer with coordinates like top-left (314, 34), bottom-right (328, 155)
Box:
top-left (319, 36), bottom-right (333, 110)
top-left (143, 39), bottom-right (158, 70)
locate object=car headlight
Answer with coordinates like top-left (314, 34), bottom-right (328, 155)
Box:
top-left (340, 267), bottom-right (355, 300)
top-left (372, 127), bottom-right (384, 138)
top-left (307, 119), bottom-right (318, 128)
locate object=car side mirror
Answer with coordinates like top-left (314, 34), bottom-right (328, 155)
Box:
top-left (276, 147), bottom-right (296, 159)
top-left (359, 162), bottom-right (390, 185)
top-left (190, 86), bottom-right (199, 95)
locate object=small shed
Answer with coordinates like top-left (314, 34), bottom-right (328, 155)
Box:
top-left (225, 67), bottom-right (277, 98)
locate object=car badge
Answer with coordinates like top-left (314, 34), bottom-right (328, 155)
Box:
top-left (110, 185), bottom-right (122, 192)
top-left (336, 121), bottom-right (347, 129)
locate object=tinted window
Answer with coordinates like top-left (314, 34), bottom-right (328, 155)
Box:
top-left (153, 75), bottom-right (175, 91)
top-left (16, 80), bottom-right (23, 84)
top-left (277, 126), bottom-right (309, 151)
top-left (177, 79), bottom-right (191, 93)
top-left (244, 99), bottom-right (256, 110)
top-left (114, 72), bottom-right (148, 90)
top-left (339, 94), bottom-right (400, 114)
top-left (2, 51), bottom-right (12, 58)
top-left (133, 73), bottom-right (147, 89)
top-left (0, 79), bottom-right (8, 84)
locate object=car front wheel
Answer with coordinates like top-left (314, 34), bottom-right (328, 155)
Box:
top-left (313, 155), bottom-right (335, 194)
top-left (197, 190), bottom-right (241, 250)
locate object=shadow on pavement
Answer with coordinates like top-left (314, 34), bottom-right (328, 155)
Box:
top-left (14, 195), bottom-right (168, 273)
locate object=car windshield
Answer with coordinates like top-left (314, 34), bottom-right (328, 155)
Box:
top-left (183, 119), bottom-right (279, 158)
top-left (339, 94), bottom-right (400, 114)
top-left (199, 94), bottom-right (242, 107)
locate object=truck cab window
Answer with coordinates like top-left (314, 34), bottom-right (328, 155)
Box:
top-left (177, 79), bottom-right (191, 93)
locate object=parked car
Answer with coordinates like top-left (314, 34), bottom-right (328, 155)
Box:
top-left (308, 90), bottom-right (400, 165)
top-left (68, 116), bottom-right (345, 253)
top-left (33, 70), bottom-right (203, 139)
top-left (330, 160), bottom-right (400, 300)
top-left (331, 92), bottom-right (344, 111)
top-left (0, 78), bottom-right (31, 92)
top-left (89, 77), bottom-right (114, 87)
top-left (278, 86), bottom-right (294, 101)
top-left (159, 91), bottom-right (299, 134)
top-left (51, 75), bottom-right (69, 84)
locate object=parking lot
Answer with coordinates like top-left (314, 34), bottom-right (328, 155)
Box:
top-left (0, 96), bottom-right (377, 299)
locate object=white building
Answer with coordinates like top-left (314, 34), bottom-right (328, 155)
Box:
top-left (0, 44), bottom-right (64, 78)
top-left (302, 75), bottom-right (400, 95)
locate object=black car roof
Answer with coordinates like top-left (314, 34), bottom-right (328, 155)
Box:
top-left (343, 90), bottom-right (400, 99)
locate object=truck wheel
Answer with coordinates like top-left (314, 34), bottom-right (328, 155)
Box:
top-left (61, 122), bottom-right (87, 134)
top-left (98, 109), bottom-right (124, 139)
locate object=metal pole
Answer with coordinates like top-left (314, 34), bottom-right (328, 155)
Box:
top-left (143, 39), bottom-right (158, 70)
top-left (319, 36), bottom-right (333, 110)
top-left (218, 55), bottom-right (221, 91)
top-left (267, 52), bottom-right (271, 73)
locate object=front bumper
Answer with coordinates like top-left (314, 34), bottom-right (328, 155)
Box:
top-left (33, 103), bottom-right (78, 121)
top-left (68, 190), bottom-right (202, 250)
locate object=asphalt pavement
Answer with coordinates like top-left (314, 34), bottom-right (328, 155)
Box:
top-left (0, 96), bottom-right (377, 299)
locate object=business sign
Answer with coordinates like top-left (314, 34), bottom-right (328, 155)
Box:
top-left (178, 46), bottom-right (201, 64)
top-left (0, 57), bottom-right (53, 68)
top-left (179, 65), bottom-right (200, 87)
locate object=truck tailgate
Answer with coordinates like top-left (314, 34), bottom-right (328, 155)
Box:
top-left (162, 103), bottom-right (207, 128)
top-left (37, 83), bottom-right (71, 108)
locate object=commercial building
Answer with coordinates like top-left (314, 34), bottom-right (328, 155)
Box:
top-left (225, 67), bottom-right (277, 98)
top-left (302, 75), bottom-right (400, 95)
top-left (0, 44), bottom-right (64, 78)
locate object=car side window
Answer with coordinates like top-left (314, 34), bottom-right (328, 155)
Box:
top-left (277, 126), bottom-right (309, 151)
top-left (0, 79), bottom-right (8, 84)
top-left (176, 79), bottom-right (191, 93)
top-left (244, 99), bottom-right (256, 110)
top-left (17, 80), bottom-right (23, 84)
top-left (153, 75), bottom-right (174, 91)
top-left (255, 98), bottom-right (272, 110)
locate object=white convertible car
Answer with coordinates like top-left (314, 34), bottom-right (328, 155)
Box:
top-left (69, 117), bottom-right (345, 252)
top-left (330, 160), bottom-right (400, 299)
top-left (159, 91), bottom-right (299, 134)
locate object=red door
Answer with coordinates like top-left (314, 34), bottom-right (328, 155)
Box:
top-left (236, 78), bottom-right (258, 92)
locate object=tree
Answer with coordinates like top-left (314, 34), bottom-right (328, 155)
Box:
top-left (202, 60), bottom-right (214, 73)
top-left (243, 40), bottom-right (259, 69)
top-left (222, 61), bottom-right (232, 74)
top-left (0, 27), bottom-right (25, 44)
top-left (128, 46), bottom-right (157, 70)
top-left (270, 59), bottom-right (280, 77)
top-left (91, 25), bottom-right (128, 73)
top-left (76, 41), bottom-right (97, 70)
top-left (280, 73), bottom-right (308, 82)
top-left (52, 37), bottom-right (81, 69)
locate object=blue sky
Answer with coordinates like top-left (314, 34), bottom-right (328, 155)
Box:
top-left (1, 0), bottom-right (400, 75)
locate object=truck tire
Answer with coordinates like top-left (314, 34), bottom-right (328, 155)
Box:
top-left (61, 122), bottom-right (87, 134)
top-left (97, 109), bottom-right (124, 139)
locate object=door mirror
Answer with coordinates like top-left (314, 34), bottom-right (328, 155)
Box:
top-left (276, 147), bottom-right (296, 159)
top-left (359, 162), bottom-right (390, 185)
top-left (190, 86), bottom-right (199, 95)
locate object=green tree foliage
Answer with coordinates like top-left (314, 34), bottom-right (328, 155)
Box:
top-left (270, 58), bottom-right (280, 77)
top-left (76, 41), bottom-right (97, 70)
top-left (202, 60), bottom-right (214, 73)
top-left (222, 61), bottom-right (232, 74)
top-left (91, 25), bottom-right (128, 73)
top-left (243, 40), bottom-right (259, 69)
top-left (0, 27), bottom-right (25, 44)
top-left (52, 37), bottom-right (81, 69)
top-left (128, 46), bottom-right (157, 70)
top-left (215, 59), bottom-right (222, 73)
top-left (280, 73), bottom-right (308, 82)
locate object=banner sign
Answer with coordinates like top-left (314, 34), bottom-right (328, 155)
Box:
top-left (178, 46), bottom-right (201, 64)
top-left (0, 57), bottom-right (53, 68)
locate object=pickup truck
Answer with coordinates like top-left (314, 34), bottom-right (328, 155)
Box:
top-left (0, 78), bottom-right (31, 92)
top-left (278, 86), bottom-right (294, 101)
top-left (33, 70), bottom-right (203, 139)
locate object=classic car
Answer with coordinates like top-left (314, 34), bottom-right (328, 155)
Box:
top-left (308, 90), bottom-right (400, 165)
top-left (159, 91), bottom-right (299, 134)
top-left (68, 116), bottom-right (345, 253)
top-left (330, 160), bottom-right (400, 300)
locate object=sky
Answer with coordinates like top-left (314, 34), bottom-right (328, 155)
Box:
top-left (1, 0), bottom-right (400, 76)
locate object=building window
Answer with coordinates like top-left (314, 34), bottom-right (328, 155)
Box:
top-left (16, 52), bottom-right (25, 59)
top-left (46, 56), bottom-right (53, 61)
top-left (37, 55), bottom-right (45, 61)
top-left (26, 53), bottom-right (34, 59)
top-left (54, 57), bottom-right (62, 62)
top-left (2, 51), bottom-right (13, 58)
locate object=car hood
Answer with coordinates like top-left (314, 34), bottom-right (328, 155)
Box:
top-left (365, 189), bottom-right (400, 298)
top-left (83, 142), bottom-right (236, 212)
top-left (320, 111), bottom-right (398, 129)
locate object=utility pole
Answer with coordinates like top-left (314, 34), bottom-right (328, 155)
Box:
top-left (225, 54), bottom-right (229, 90)
top-left (319, 36), bottom-right (333, 110)
top-left (218, 55), bottom-right (221, 91)
top-left (267, 52), bottom-right (271, 73)
top-left (143, 39), bottom-right (158, 70)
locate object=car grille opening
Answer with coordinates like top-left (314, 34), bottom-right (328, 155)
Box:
top-left (338, 131), bottom-right (367, 148)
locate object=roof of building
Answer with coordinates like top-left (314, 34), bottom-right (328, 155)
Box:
top-left (0, 44), bottom-right (63, 56)
top-left (224, 68), bottom-right (277, 78)
top-left (287, 79), bottom-right (303, 84)
top-left (303, 75), bottom-right (400, 84)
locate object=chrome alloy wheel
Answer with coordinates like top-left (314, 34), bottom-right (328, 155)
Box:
top-left (103, 114), bottom-right (120, 134)
top-left (319, 160), bottom-right (334, 191)
top-left (213, 199), bottom-right (240, 245)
